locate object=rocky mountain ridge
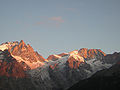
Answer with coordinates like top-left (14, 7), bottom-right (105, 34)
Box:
top-left (68, 60), bottom-right (120, 90)
top-left (0, 50), bottom-right (27, 78)
top-left (0, 40), bottom-right (47, 70)
top-left (0, 40), bottom-right (119, 90)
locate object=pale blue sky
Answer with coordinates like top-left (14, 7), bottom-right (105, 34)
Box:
top-left (0, 0), bottom-right (120, 58)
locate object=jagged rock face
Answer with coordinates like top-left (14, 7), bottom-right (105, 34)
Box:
top-left (9, 40), bottom-right (46, 69)
top-left (78, 48), bottom-right (106, 60)
top-left (47, 53), bottom-right (68, 61)
top-left (47, 48), bottom-right (106, 69)
top-left (11, 40), bottom-right (45, 62)
top-left (67, 53), bottom-right (85, 69)
top-left (47, 49), bottom-right (106, 69)
top-left (47, 50), bottom-right (85, 69)
top-left (47, 55), bottom-right (61, 61)
top-left (35, 51), bottom-right (46, 62)
top-left (0, 50), bottom-right (27, 78)
top-left (0, 40), bottom-right (46, 70)
top-left (0, 41), bottom-right (19, 51)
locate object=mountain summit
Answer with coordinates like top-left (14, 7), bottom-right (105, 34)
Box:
top-left (0, 40), bottom-right (46, 71)
top-left (78, 48), bottom-right (106, 59)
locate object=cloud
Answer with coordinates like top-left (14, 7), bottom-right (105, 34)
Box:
top-left (49, 16), bottom-right (64, 23)
top-left (33, 16), bottom-right (64, 28)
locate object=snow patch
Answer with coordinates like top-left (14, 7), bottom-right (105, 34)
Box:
top-left (12, 55), bottom-right (45, 69)
top-left (0, 42), bottom-right (19, 51)
top-left (69, 50), bottom-right (78, 55)
top-left (70, 54), bottom-right (84, 61)
top-left (53, 55), bottom-right (61, 58)
top-left (0, 44), bottom-right (8, 51)
top-left (86, 59), bottom-right (112, 73)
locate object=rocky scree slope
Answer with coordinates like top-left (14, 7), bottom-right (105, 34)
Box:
top-left (68, 53), bottom-right (120, 90)
top-left (28, 48), bottom-right (112, 90)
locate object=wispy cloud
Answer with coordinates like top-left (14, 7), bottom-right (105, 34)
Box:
top-left (33, 16), bottom-right (64, 28)
top-left (49, 16), bottom-right (64, 23)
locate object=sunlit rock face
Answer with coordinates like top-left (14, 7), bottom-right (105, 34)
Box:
top-left (47, 53), bottom-right (69, 61)
top-left (78, 48), bottom-right (106, 60)
top-left (47, 49), bottom-right (106, 69)
top-left (67, 54), bottom-right (84, 69)
top-left (0, 40), bottom-right (46, 69)
top-left (0, 50), bottom-right (27, 78)
top-left (48, 51), bottom-right (85, 69)
top-left (67, 50), bottom-right (85, 69)
top-left (11, 40), bottom-right (46, 69)
top-left (0, 41), bottom-right (19, 51)
top-left (11, 40), bottom-right (46, 63)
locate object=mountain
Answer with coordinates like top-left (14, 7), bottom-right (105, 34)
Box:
top-left (0, 40), bottom-right (47, 70)
top-left (0, 40), bottom-right (46, 89)
top-left (0, 49), bottom-right (27, 78)
top-left (68, 52), bottom-right (120, 90)
top-left (11, 40), bottom-right (46, 63)
top-left (28, 48), bottom-right (112, 90)
top-left (78, 48), bottom-right (106, 59)
top-left (0, 40), bottom-right (120, 90)
top-left (47, 53), bottom-right (68, 61)
top-left (68, 61), bottom-right (120, 90)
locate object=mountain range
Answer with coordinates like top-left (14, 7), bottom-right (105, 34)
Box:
top-left (0, 40), bottom-right (120, 90)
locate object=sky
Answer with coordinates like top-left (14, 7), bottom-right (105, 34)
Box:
top-left (0, 0), bottom-right (120, 58)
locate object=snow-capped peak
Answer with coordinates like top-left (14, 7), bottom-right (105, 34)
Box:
top-left (70, 54), bottom-right (84, 61)
top-left (0, 41), bottom-right (19, 51)
top-left (69, 50), bottom-right (78, 55)
top-left (0, 44), bottom-right (8, 51)
top-left (69, 50), bottom-right (84, 61)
